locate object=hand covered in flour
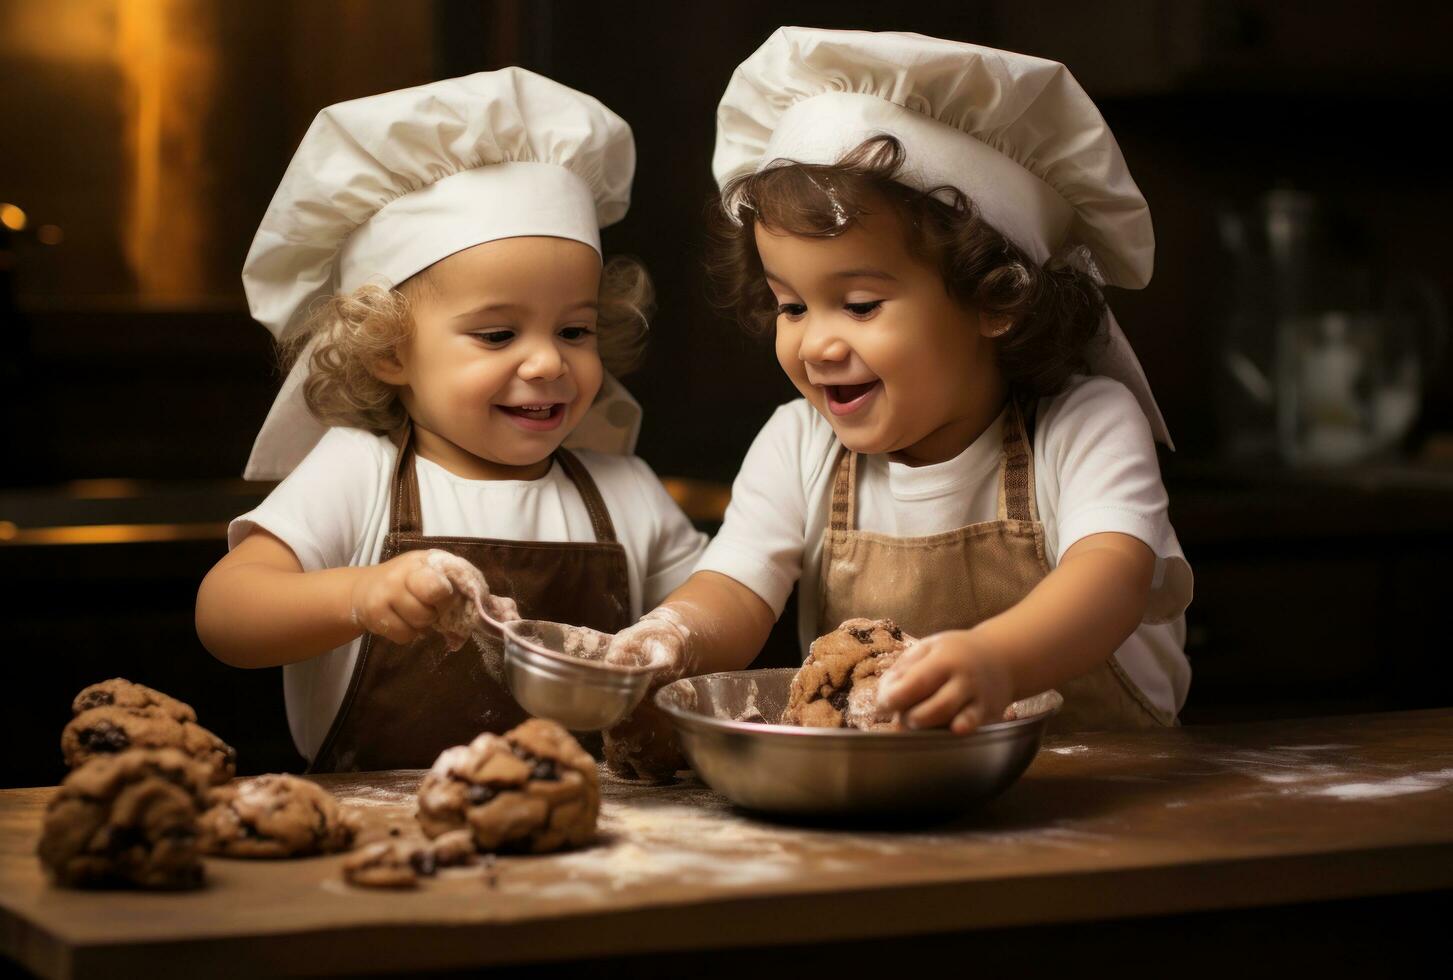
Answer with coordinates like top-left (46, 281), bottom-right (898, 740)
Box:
top-left (875, 628), bottom-right (1015, 734)
top-left (604, 607), bottom-right (689, 678)
top-left (349, 550), bottom-right (518, 650)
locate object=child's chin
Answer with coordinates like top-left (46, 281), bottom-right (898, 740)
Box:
top-left (830, 428), bottom-right (891, 456)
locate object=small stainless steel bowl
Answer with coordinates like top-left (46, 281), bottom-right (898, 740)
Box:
top-left (501, 620), bottom-right (653, 731)
top-left (655, 668), bottom-right (1061, 817)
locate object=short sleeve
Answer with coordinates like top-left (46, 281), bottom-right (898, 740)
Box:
top-left (1038, 378), bottom-right (1193, 625)
top-left (623, 456), bottom-right (709, 608)
top-left (227, 428), bottom-right (388, 572)
top-left (696, 403), bottom-right (812, 616)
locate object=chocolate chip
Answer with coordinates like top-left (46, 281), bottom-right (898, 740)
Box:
top-left (530, 759), bottom-right (559, 781)
top-left (887, 623), bottom-right (903, 641)
top-left (409, 848), bottom-right (437, 877)
top-left (847, 626), bottom-right (875, 644)
top-left (466, 785), bottom-right (498, 806)
top-left (76, 692), bottom-right (113, 711)
top-left (79, 723), bottom-right (130, 753)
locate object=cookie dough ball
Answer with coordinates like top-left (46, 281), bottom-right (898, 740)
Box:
top-left (784, 618), bottom-right (916, 730)
top-left (603, 699), bottom-right (686, 783)
top-left (199, 774), bottom-right (360, 858)
top-left (62, 706), bottom-right (237, 785)
top-left (417, 719), bottom-right (598, 854)
top-left (71, 678), bottom-right (196, 724)
top-left (37, 748), bottom-right (209, 889)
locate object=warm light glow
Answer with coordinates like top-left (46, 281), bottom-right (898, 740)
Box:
top-left (0, 203), bottom-right (26, 232)
top-left (0, 522), bottom-right (230, 546)
top-left (661, 477), bottom-right (732, 523)
top-left (114, 0), bottom-right (213, 298)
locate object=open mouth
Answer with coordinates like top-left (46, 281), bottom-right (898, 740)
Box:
top-left (496, 403), bottom-right (567, 431)
top-left (824, 381), bottom-right (881, 417)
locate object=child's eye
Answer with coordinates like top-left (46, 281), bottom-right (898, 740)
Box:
top-left (472, 330), bottom-right (515, 345)
top-left (777, 303), bottom-right (807, 319)
top-left (559, 326), bottom-right (596, 342)
top-left (844, 300), bottom-right (882, 318)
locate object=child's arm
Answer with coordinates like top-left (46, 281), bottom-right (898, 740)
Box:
top-left (196, 529), bottom-right (455, 669)
top-left (877, 531), bottom-right (1155, 732)
top-left (605, 570), bottom-right (776, 680)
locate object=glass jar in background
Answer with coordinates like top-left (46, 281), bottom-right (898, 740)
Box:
top-left (1217, 188), bottom-right (1446, 466)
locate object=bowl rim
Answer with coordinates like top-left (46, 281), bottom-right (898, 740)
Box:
top-left (501, 619), bottom-right (655, 680)
top-left (655, 667), bottom-right (1061, 743)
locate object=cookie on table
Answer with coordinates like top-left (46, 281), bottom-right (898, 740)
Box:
top-left (62, 706), bottom-right (237, 785)
top-left (340, 830), bottom-right (475, 889)
top-left (417, 719), bottom-right (598, 854)
top-left (71, 678), bottom-right (196, 724)
top-left (784, 617), bottom-right (916, 731)
top-left (37, 748), bottom-right (210, 889)
top-left (199, 774), bottom-right (360, 858)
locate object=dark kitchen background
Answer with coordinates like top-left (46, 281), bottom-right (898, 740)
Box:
top-left (3, 0), bottom-right (1450, 788)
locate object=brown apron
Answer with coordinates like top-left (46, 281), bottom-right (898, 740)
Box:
top-left (817, 397), bottom-right (1175, 734)
top-left (310, 429), bottom-right (633, 773)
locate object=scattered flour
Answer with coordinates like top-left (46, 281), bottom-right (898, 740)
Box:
top-left (1045, 745), bottom-right (1089, 756)
top-left (1311, 768), bottom-right (1453, 801)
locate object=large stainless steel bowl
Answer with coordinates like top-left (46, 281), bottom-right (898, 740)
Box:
top-left (655, 668), bottom-right (1062, 817)
top-left (502, 620), bottom-right (653, 731)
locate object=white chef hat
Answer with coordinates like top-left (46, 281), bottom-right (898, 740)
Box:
top-left (241, 68), bottom-right (643, 480)
top-left (714, 28), bottom-right (1172, 446)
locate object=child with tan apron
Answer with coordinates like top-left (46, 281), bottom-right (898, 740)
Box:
top-left (607, 30), bottom-right (1191, 765)
top-left (197, 70), bottom-right (706, 772)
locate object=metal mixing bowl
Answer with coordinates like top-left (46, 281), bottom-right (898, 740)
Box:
top-left (501, 620), bottom-right (653, 731)
top-left (655, 668), bottom-right (1062, 817)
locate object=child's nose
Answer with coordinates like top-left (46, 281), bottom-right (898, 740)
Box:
top-left (518, 339), bottom-right (565, 380)
top-left (798, 317), bottom-right (849, 364)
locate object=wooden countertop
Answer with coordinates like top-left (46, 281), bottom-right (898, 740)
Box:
top-left (4, 709), bottom-right (1453, 978)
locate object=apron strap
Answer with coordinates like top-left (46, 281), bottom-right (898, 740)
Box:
top-left (827, 444), bottom-right (858, 533)
top-left (554, 448), bottom-right (620, 544)
top-left (389, 423), bottom-right (424, 537)
top-left (996, 396), bottom-right (1041, 523)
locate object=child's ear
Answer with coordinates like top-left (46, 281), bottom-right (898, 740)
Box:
top-left (369, 349), bottom-right (409, 386)
top-left (979, 314), bottom-right (1013, 339)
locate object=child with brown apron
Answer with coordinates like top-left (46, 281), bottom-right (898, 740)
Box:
top-left (197, 70), bottom-right (706, 772)
top-left (607, 30), bottom-right (1191, 764)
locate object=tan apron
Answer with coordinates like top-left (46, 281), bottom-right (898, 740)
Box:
top-left (817, 398), bottom-right (1174, 734)
top-left (310, 428), bottom-right (632, 773)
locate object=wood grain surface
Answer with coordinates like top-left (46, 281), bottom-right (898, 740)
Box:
top-left (4, 710), bottom-right (1452, 978)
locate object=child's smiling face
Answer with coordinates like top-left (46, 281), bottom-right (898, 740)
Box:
top-left (756, 201), bottom-right (1007, 464)
top-left (378, 236), bottom-right (604, 480)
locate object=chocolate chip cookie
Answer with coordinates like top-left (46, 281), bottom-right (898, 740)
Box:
top-left (37, 748), bottom-right (210, 889)
top-left (417, 719), bottom-right (598, 854)
top-left (62, 706), bottom-right (237, 785)
top-left (199, 774), bottom-right (360, 858)
top-left (341, 829), bottom-right (475, 889)
top-left (784, 617), bottom-right (916, 730)
top-left (71, 678), bottom-right (196, 724)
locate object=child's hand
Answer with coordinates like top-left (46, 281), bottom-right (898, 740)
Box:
top-left (348, 550), bottom-right (475, 648)
top-left (605, 607), bottom-right (690, 678)
top-left (876, 629), bottom-right (1016, 734)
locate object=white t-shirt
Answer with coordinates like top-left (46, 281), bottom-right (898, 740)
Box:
top-left (697, 376), bottom-right (1193, 718)
top-left (229, 427), bottom-right (707, 761)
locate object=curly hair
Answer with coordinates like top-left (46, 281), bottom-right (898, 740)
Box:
top-left (706, 135), bottom-right (1107, 398)
top-left (279, 255), bottom-right (654, 434)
